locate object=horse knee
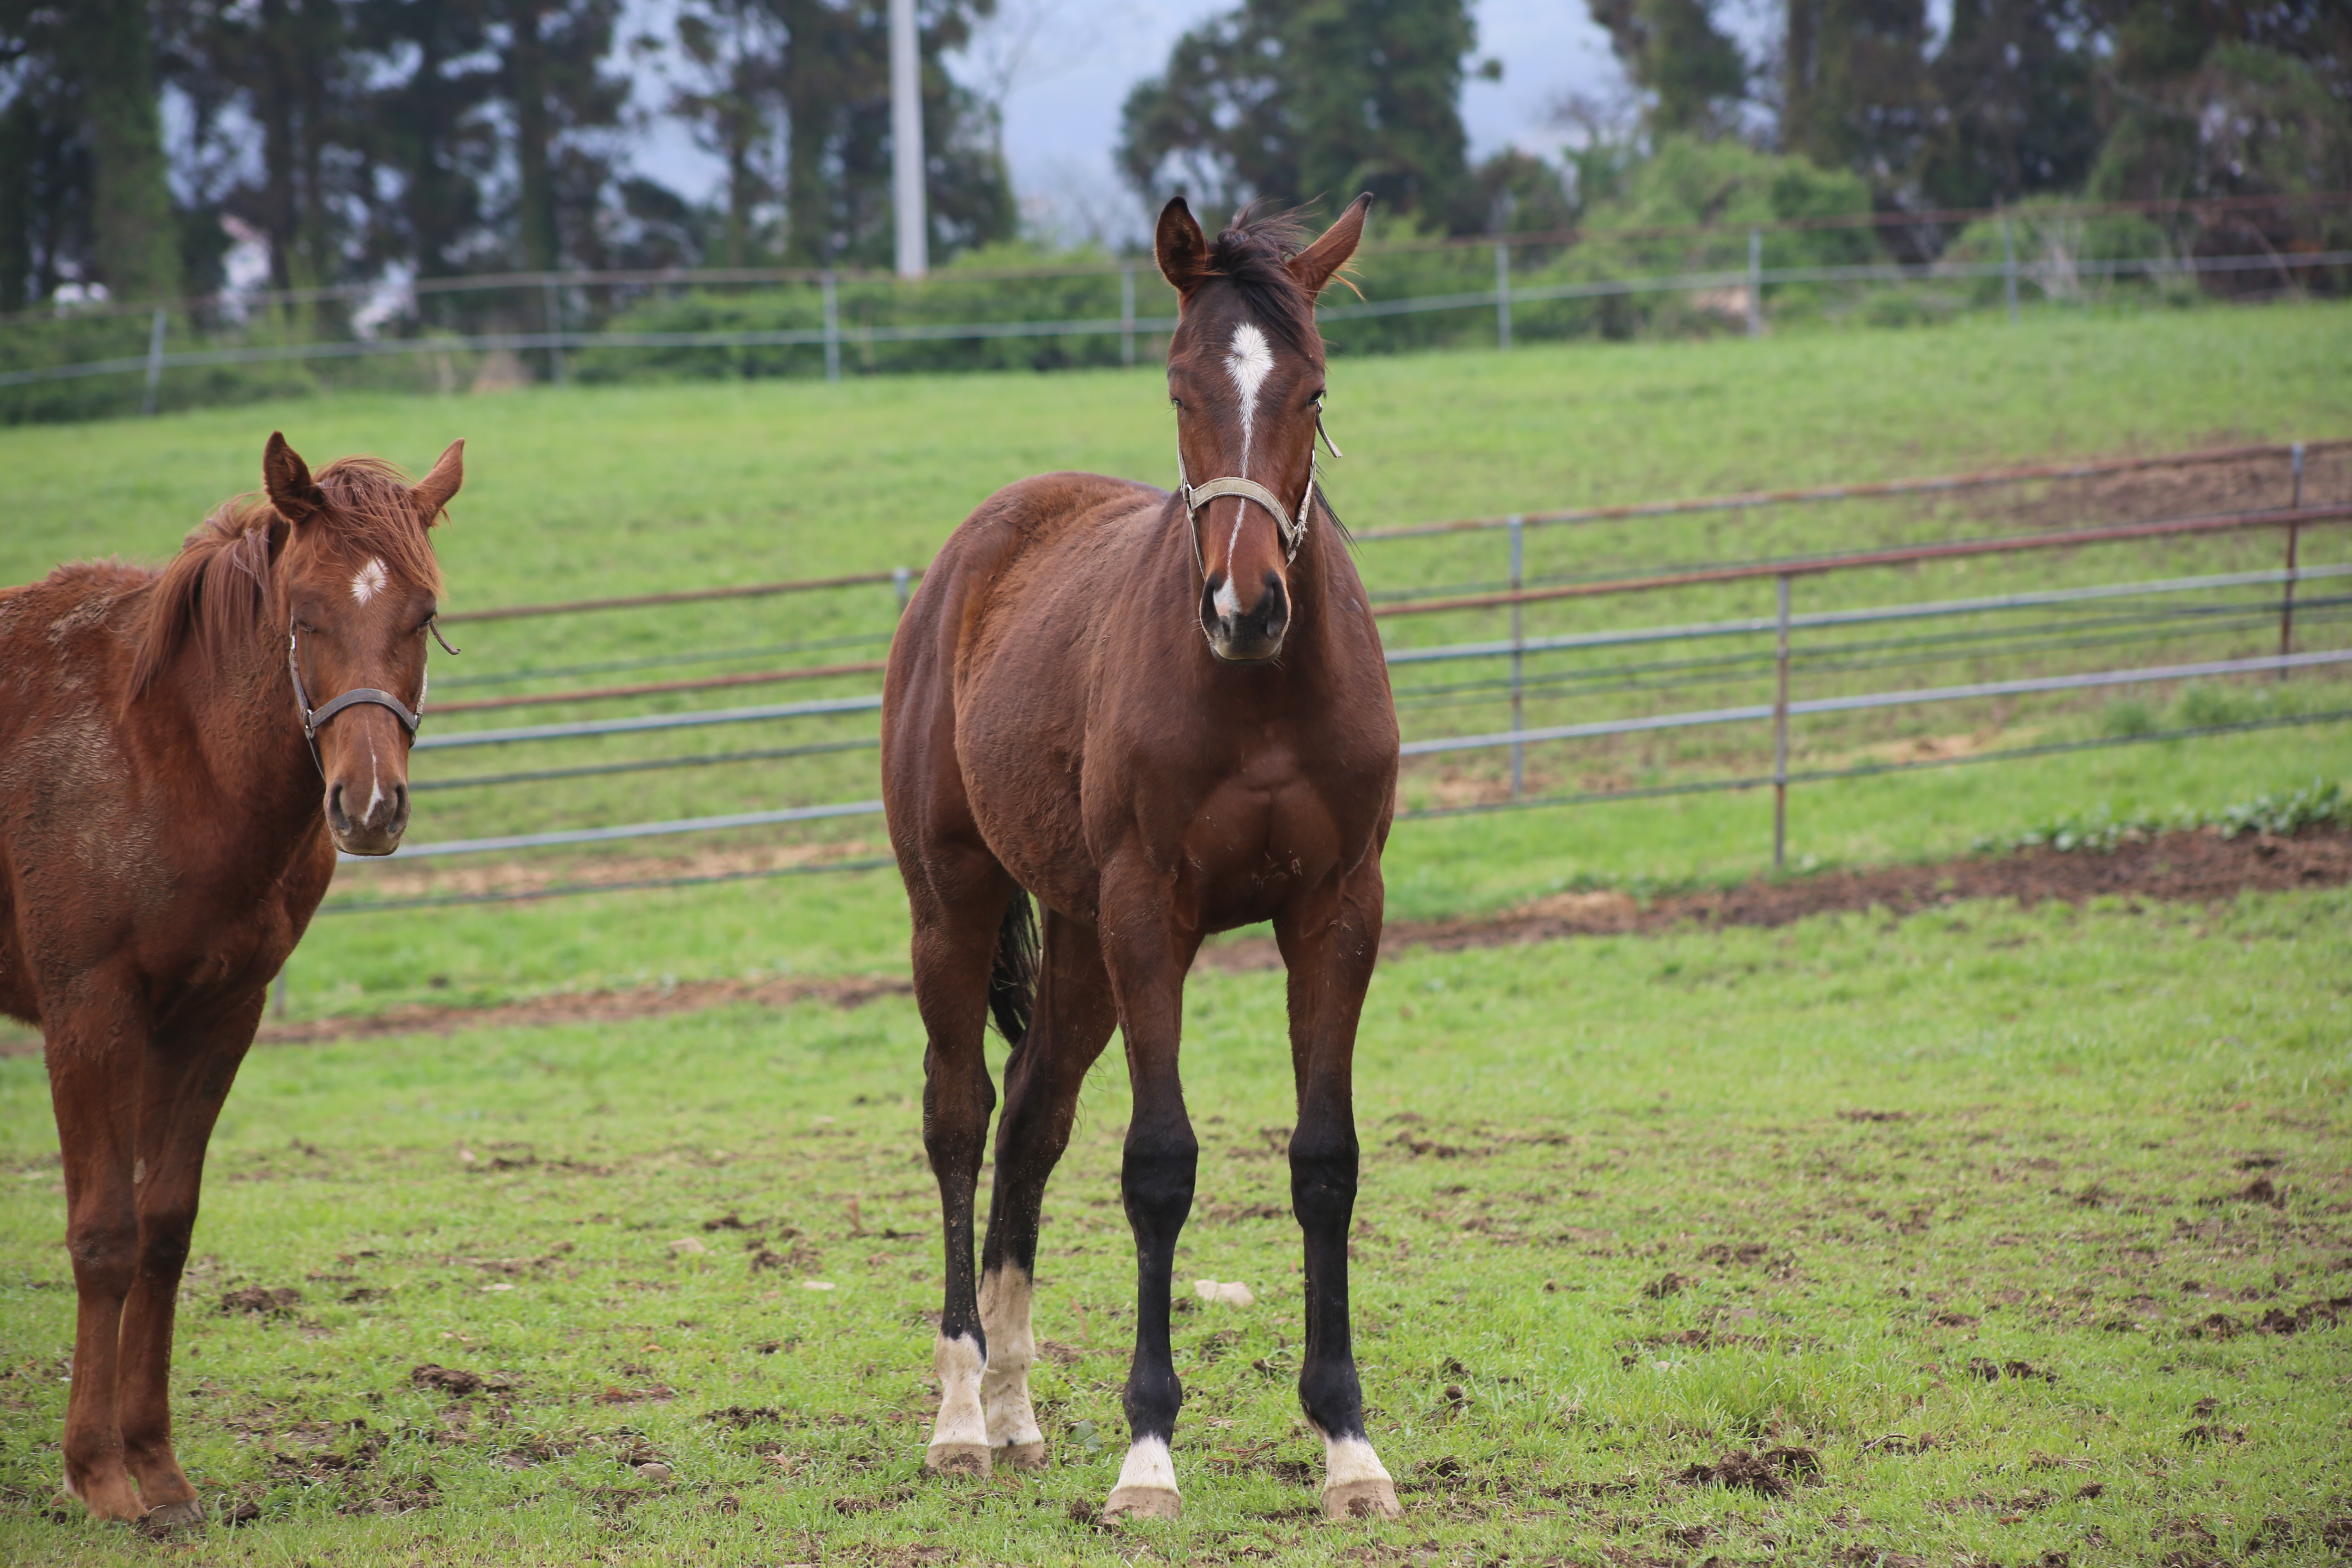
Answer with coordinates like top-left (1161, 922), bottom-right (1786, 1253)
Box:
top-left (67, 1229), bottom-right (138, 1298)
top-left (136, 1210), bottom-right (196, 1281)
top-left (1288, 1133), bottom-right (1359, 1231)
top-left (1120, 1129), bottom-right (1198, 1238)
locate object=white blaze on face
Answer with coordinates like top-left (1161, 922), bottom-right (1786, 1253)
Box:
top-left (1213, 321), bottom-right (1277, 620)
top-left (350, 557), bottom-right (388, 606)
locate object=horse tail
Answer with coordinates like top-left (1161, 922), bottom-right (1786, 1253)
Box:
top-left (987, 891), bottom-right (1041, 1049)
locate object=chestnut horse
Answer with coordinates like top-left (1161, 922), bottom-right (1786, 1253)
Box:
top-left (881, 198), bottom-right (1403, 1523)
top-left (0, 433), bottom-right (461, 1523)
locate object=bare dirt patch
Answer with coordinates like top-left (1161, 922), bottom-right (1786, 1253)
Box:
top-left (1201, 827), bottom-right (2352, 969)
top-left (4, 828), bottom-right (2337, 1056)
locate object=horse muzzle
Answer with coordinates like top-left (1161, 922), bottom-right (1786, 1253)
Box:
top-left (325, 775), bottom-right (410, 856)
top-left (1200, 570), bottom-right (1290, 664)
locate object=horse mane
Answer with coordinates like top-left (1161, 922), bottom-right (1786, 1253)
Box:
top-left (1205, 205), bottom-right (1320, 357)
top-left (129, 455), bottom-right (443, 700)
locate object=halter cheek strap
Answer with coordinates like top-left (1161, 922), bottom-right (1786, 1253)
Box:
top-left (1176, 409), bottom-right (1345, 577)
top-left (287, 621), bottom-right (432, 778)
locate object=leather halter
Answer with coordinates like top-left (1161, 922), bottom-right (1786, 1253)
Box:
top-left (1177, 409), bottom-right (1344, 575)
top-left (286, 618), bottom-right (457, 778)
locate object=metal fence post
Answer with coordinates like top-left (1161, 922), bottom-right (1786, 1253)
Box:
top-left (1508, 514), bottom-right (1525, 797)
top-left (893, 565), bottom-right (912, 614)
top-left (821, 271), bottom-right (841, 383)
top-left (1746, 229), bottom-right (1762, 339)
top-left (2003, 215), bottom-right (2018, 323)
top-left (272, 967), bottom-right (288, 1019)
top-left (2280, 441), bottom-right (2305, 678)
top-left (141, 307), bottom-right (166, 416)
top-left (1120, 263), bottom-right (1137, 368)
top-left (542, 276), bottom-right (567, 384)
top-left (1773, 572), bottom-right (1791, 869)
top-left (1494, 241), bottom-right (1512, 352)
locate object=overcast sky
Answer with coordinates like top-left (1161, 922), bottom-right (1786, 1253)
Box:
top-left (626, 0), bottom-right (1637, 248)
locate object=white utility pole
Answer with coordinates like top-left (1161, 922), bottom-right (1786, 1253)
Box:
top-left (890, 0), bottom-right (928, 278)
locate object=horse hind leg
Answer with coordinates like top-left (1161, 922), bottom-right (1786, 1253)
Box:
top-left (910, 862), bottom-right (1020, 1478)
top-left (978, 908), bottom-right (1116, 1471)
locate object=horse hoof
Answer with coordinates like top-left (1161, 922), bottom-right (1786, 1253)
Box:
top-left (1103, 1485), bottom-right (1181, 1521)
top-left (996, 1440), bottom-right (1048, 1470)
top-left (140, 1499), bottom-right (205, 1529)
top-left (1321, 1478), bottom-right (1403, 1521)
top-left (924, 1442), bottom-right (993, 1478)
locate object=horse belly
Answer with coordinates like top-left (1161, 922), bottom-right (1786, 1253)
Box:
top-left (956, 712), bottom-right (1096, 919)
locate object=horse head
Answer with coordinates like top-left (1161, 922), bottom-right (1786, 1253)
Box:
top-left (1156, 194), bottom-right (1369, 664)
top-left (264, 432), bottom-right (462, 856)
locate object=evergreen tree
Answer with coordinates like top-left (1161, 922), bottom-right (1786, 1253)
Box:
top-left (1780, 0), bottom-right (1934, 195)
top-left (351, 0), bottom-right (500, 281)
top-left (488, 0), bottom-right (626, 273)
top-left (1117, 0), bottom-right (1479, 226)
top-left (1919, 0), bottom-right (2098, 209)
top-left (59, 0), bottom-right (183, 302)
top-left (1586, 0), bottom-right (1747, 138)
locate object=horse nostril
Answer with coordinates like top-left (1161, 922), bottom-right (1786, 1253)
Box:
top-left (326, 782), bottom-right (347, 826)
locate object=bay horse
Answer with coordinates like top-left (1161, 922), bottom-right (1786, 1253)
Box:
top-left (0, 432), bottom-right (462, 1524)
top-left (880, 196), bottom-right (1403, 1522)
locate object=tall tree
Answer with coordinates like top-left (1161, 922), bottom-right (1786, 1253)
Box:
top-left (352, 0), bottom-right (500, 281)
top-left (770, 0), bottom-right (1011, 268)
top-left (1587, 0), bottom-right (1747, 138)
top-left (489, 0), bottom-right (625, 273)
top-left (1118, 0), bottom-right (1479, 226)
top-left (0, 4), bottom-right (92, 311)
top-left (55, 0), bottom-right (181, 302)
top-left (1780, 0), bottom-right (1933, 194)
top-left (672, 0), bottom-right (786, 268)
top-left (1919, 0), bottom-right (2098, 209)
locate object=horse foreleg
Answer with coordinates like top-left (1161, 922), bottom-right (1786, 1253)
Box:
top-left (1098, 899), bottom-right (1200, 1522)
top-left (978, 910), bottom-right (1116, 1470)
top-left (43, 987), bottom-right (149, 1521)
top-left (910, 869), bottom-right (1014, 1478)
top-left (116, 1003), bottom-right (259, 1526)
top-left (1277, 879), bottom-right (1403, 1522)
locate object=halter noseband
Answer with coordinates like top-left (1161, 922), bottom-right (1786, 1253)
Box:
top-left (286, 618), bottom-right (458, 778)
top-left (1177, 409), bottom-right (1344, 574)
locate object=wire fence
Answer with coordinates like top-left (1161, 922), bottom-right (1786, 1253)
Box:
top-left (305, 438), bottom-right (2352, 919)
top-left (7, 191), bottom-right (2349, 421)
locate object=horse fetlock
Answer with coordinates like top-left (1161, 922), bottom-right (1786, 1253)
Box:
top-left (977, 1266), bottom-right (1043, 1450)
top-left (925, 1332), bottom-right (991, 1475)
top-left (61, 1457), bottom-right (143, 1522)
top-left (1103, 1436), bottom-right (1180, 1521)
top-left (1316, 1431), bottom-right (1401, 1522)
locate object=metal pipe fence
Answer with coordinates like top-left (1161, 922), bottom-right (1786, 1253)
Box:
top-left (321, 440), bottom-right (2351, 895)
top-left (7, 215), bottom-right (2350, 401)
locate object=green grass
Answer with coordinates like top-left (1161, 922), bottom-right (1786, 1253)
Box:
top-left (4, 888), bottom-right (2348, 1563)
top-left (2, 302), bottom-right (2349, 1028)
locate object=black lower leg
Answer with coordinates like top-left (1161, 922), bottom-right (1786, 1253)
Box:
top-left (925, 1052), bottom-right (996, 1348)
top-left (1292, 1112), bottom-right (1367, 1439)
top-left (1120, 1117), bottom-right (1197, 1443)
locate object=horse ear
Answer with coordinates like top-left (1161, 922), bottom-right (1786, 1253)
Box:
top-left (1155, 196), bottom-right (1211, 294)
top-left (412, 439), bottom-right (464, 524)
top-left (1288, 194), bottom-right (1373, 299)
top-left (263, 431), bottom-right (323, 525)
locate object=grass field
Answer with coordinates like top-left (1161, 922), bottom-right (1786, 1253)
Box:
top-left (3, 307), bottom-right (2350, 1561)
top-left (2, 302), bottom-right (2349, 1025)
top-left (4, 888), bottom-right (2348, 1564)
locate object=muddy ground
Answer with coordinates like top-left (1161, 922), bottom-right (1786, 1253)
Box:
top-left (163, 826), bottom-right (2345, 1050)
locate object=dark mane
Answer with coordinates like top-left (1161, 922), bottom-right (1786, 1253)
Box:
top-left (1204, 206), bottom-right (1319, 356)
top-left (129, 455), bottom-right (443, 699)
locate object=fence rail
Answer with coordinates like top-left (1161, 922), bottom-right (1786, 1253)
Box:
top-left (334, 441), bottom-right (2350, 884)
top-left (10, 243), bottom-right (2351, 397)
